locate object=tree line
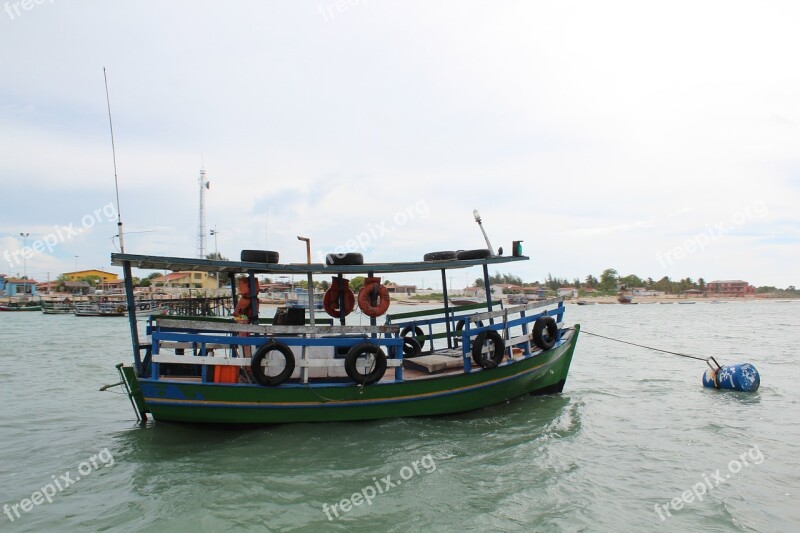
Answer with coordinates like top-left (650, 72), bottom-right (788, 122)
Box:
top-left (476, 269), bottom-right (798, 296)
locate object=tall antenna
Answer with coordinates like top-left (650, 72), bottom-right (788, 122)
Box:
top-left (103, 67), bottom-right (125, 253)
top-left (197, 167), bottom-right (209, 258)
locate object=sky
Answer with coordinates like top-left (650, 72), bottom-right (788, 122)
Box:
top-left (1, 1), bottom-right (798, 289)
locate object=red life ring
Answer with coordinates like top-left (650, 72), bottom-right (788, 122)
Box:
top-left (357, 277), bottom-right (390, 318)
top-left (323, 277), bottom-right (356, 318)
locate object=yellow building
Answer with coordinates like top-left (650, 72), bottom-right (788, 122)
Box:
top-left (151, 271), bottom-right (219, 290)
top-left (62, 270), bottom-right (119, 282)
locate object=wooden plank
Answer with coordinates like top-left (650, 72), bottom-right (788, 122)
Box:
top-left (111, 252), bottom-right (530, 275)
top-left (155, 318), bottom-right (399, 335)
top-left (160, 341), bottom-right (230, 350)
top-left (152, 354), bottom-right (402, 368)
top-left (161, 315), bottom-right (334, 326)
top-left (153, 354), bottom-right (250, 366)
top-left (403, 355), bottom-right (464, 374)
top-left (506, 334), bottom-right (532, 347)
top-left (469, 297), bottom-right (562, 322)
top-left (388, 302), bottom-right (487, 320)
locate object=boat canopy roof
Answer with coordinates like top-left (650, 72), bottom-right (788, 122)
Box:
top-left (111, 253), bottom-right (529, 275)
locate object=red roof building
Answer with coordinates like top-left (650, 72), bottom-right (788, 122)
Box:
top-left (706, 280), bottom-right (755, 297)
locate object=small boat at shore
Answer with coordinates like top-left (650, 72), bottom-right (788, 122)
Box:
top-left (0, 299), bottom-right (42, 312)
top-left (109, 240), bottom-right (580, 425)
top-left (41, 299), bottom-right (73, 314)
top-left (74, 297), bottom-right (127, 317)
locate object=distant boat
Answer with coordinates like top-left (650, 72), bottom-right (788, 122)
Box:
top-left (0, 300), bottom-right (42, 311)
top-left (617, 293), bottom-right (633, 304)
top-left (576, 300), bottom-right (595, 306)
top-left (41, 300), bottom-right (73, 314)
top-left (506, 294), bottom-right (529, 305)
top-left (74, 297), bottom-right (127, 317)
top-left (678, 301), bottom-right (696, 305)
top-left (450, 297), bottom-right (482, 306)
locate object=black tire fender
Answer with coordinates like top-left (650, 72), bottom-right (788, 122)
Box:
top-left (532, 316), bottom-right (558, 350)
top-left (423, 251), bottom-right (458, 261)
top-left (471, 330), bottom-right (505, 369)
top-left (241, 250), bottom-right (280, 263)
top-left (251, 341), bottom-right (295, 386)
top-left (344, 343), bottom-right (387, 385)
top-left (402, 337), bottom-right (422, 358)
top-left (454, 319), bottom-right (482, 347)
top-left (456, 249), bottom-right (491, 260)
top-left (326, 253), bottom-right (364, 266)
top-left (400, 325), bottom-right (424, 340)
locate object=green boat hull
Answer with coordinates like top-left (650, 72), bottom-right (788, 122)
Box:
top-left (122, 325), bottom-right (579, 424)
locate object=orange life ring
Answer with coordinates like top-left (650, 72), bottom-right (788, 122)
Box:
top-left (323, 277), bottom-right (356, 318)
top-left (237, 277), bottom-right (255, 297)
top-left (357, 277), bottom-right (390, 318)
top-left (234, 296), bottom-right (259, 318)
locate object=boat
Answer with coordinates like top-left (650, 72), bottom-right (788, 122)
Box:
top-left (286, 287), bottom-right (324, 310)
top-left (616, 286), bottom-right (633, 304)
top-left (506, 294), bottom-right (529, 305)
top-left (74, 297), bottom-right (127, 316)
top-left (449, 297), bottom-right (482, 306)
top-left (576, 300), bottom-right (595, 306)
top-left (678, 301), bottom-right (696, 305)
top-left (41, 299), bottom-right (74, 314)
top-left (0, 299), bottom-right (42, 311)
top-left (109, 244), bottom-right (580, 424)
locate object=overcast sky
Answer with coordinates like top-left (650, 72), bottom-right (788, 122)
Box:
top-left (1, 1), bottom-right (798, 289)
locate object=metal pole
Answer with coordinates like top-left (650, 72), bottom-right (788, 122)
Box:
top-left (123, 261), bottom-right (142, 376)
top-left (441, 269), bottom-right (452, 349)
top-left (472, 210), bottom-right (494, 255)
top-left (103, 67), bottom-right (125, 253)
top-left (19, 233), bottom-right (29, 281)
top-left (297, 236), bottom-right (315, 327)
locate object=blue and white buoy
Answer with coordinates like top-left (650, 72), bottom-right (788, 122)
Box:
top-left (703, 362), bottom-right (760, 392)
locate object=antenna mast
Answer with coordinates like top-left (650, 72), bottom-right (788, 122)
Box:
top-left (197, 167), bottom-right (209, 258)
top-left (103, 67), bottom-right (125, 253)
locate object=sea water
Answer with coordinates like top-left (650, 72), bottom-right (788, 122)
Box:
top-left (0, 301), bottom-right (798, 532)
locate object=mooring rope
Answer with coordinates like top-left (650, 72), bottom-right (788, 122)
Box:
top-left (574, 329), bottom-right (710, 362)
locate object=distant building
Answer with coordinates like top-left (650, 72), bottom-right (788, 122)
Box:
top-left (64, 281), bottom-right (93, 295)
top-left (524, 287), bottom-right (547, 299)
top-left (384, 283), bottom-right (417, 295)
top-left (632, 288), bottom-right (664, 296)
top-left (150, 271), bottom-right (219, 290)
top-left (3, 277), bottom-right (38, 297)
top-left (557, 287), bottom-right (578, 298)
top-left (706, 280), bottom-right (755, 297)
top-left (62, 270), bottom-right (118, 282)
top-left (36, 281), bottom-right (59, 294)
